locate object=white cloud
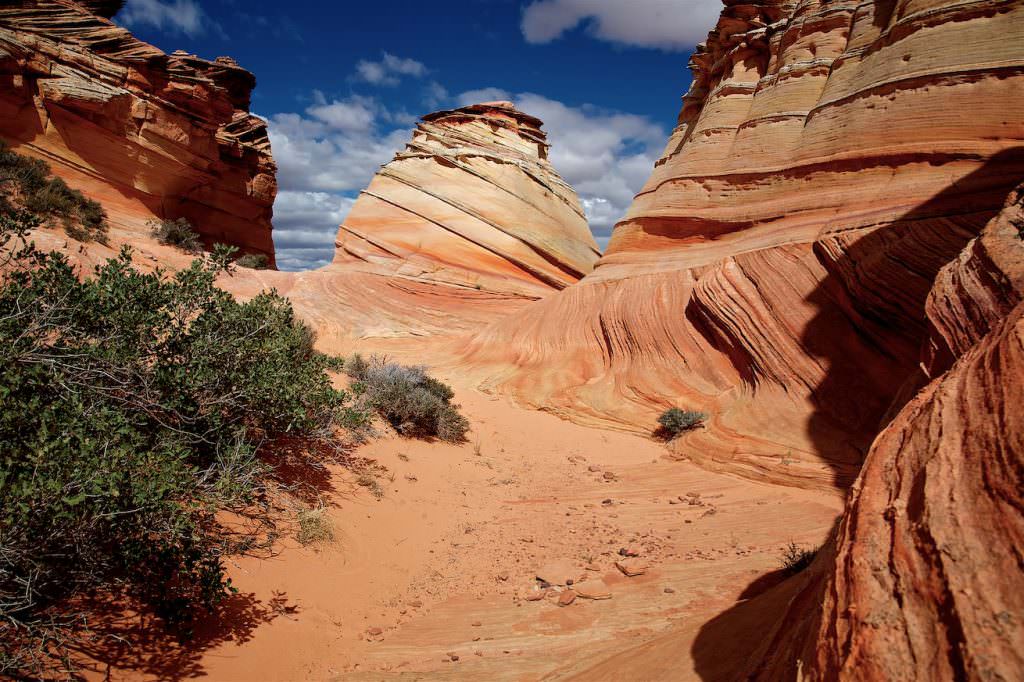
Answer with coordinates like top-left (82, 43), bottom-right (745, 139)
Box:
top-left (455, 88), bottom-right (512, 106)
top-left (267, 94), bottom-right (414, 270)
top-left (354, 52), bottom-right (428, 86)
top-left (269, 83), bottom-right (664, 269)
top-left (465, 91), bottom-right (664, 239)
top-left (521, 0), bottom-right (719, 50)
top-left (271, 191), bottom-right (356, 270)
top-left (116, 0), bottom-right (215, 37)
top-left (306, 92), bottom-right (377, 133)
top-left (452, 90), bottom-right (663, 237)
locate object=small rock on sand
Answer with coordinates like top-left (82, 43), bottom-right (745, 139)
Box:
top-left (615, 559), bottom-right (648, 577)
top-left (525, 590), bottom-right (547, 602)
top-left (575, 580), bottom-right (612, 600)
top-left (367, 627), bottom-right (383, 636)
top-left (536, 559), bottom-right (579, 586)
top-left (602, 471), bottom-right (616, 480)
top-left (663, 587), bottom-right (676, 594)
top-left (588, 465), bottom-right (601, 472)
top-left (471, 621), bottom-right (482, 627)
top-left (558, 590), bottom-right (577, 606)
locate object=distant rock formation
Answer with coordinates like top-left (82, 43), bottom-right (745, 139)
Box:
top-left (332, 101), bottom-right (599, 298)
top-left (463, 0), bottom-right (1024, 490)
top-left (0, 0), bottom-right (277, 265)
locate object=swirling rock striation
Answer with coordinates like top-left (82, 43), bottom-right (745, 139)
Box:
top-left (746, 187), bottom-right (1024, 680)
top-left (331, 101), bottom-right (599, 298)
top-left (463, 0), bottom-right (1024, 489)
top-left (0, 0), bottom-right (277, 264)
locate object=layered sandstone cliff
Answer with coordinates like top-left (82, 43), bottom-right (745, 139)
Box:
top-left (0, 0), bottom-right (277, 264)
top-left (331, 101), bottom-right (599, 298)
top-left (463, 0), bottom-right (1024, 490)
top-left (747, 186), bottom-right (1024, 680)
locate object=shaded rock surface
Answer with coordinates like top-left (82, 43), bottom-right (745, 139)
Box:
top-left (331, 100), bottom-right (599, 298)
top-left (0, 0), bottom-right (277, 263)
top-left (461, 0), bottom-right (1024, 491)
top-left (747, 189), bottom-right (1024, 679)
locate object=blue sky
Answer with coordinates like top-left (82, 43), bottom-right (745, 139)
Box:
top-left (114, 0), bottom-right (718, 270)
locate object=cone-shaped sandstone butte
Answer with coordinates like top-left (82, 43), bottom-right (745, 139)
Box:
top-left (0, 0), bottom-right (277, 265)
top-left (331, 101), bottom-right (600, 298)
top-left (462, 0), bottom-right (1024, 491)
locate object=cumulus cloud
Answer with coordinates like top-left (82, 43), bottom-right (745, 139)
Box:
top-left (455, 87), bottom-right (513, 105)
top-left (267, 94), bottom-right (414, 270)
top-left (269, 83), bottom-right (664, 269)
top-left (457, 90), bottom-right (664, 241)
top-left (521, 0), bottom-right (719, 50)
top-left (271, 191), bottom-right (356, 270)
top-left (354, 52), bottom-right (428, 86)
top-left (116, 0), bottom-right (216, 37)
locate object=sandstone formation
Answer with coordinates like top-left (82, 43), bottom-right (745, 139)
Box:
top-left (0, 0), bottom-right (277, 264)
top-left (748, 187), bottom-right (1024, 680)
top-left (463, 0), bottom-right (1024, 490)
top-left (331, 101), bottom-right (599, 298)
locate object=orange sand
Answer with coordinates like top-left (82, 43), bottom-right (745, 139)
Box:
top-left (94, 379), bottom-right (841, 681)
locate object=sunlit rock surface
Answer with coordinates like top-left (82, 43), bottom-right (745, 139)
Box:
top-left (0, 0), bottom-right (277, 264)
top-left (331, 101), bottom-right (599, 298)
top-left (462, 0), bottom-right (1024, 490)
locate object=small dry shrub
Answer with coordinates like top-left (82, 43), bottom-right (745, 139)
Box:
top-left (297, 506), bottom-right (334, 545)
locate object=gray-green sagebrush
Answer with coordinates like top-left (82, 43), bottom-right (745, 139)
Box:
top-left (0, 209), bottom-right (369, 676)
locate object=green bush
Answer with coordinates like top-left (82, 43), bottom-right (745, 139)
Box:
top-left (780, 542), bottom-right (817, 576)
top-left (149, 216), bottom-right (202, 252)
top-left (346, 354), bottom-right (469, 442)
top-left (0, 209), bottom-right (368, 677)
top-left (236, 253), bottom-right (270, 269)
top-left (0, 140), bottom-right (108, 243)
top-left (657, 407), bottom-right (707, 438)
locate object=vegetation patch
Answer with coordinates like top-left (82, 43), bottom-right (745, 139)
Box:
top-left (296, 505), bottom-right (334, 546)
top-left (0, 140), bottom-right (108, 243)
top-left (0, 209), bottom-right (369, 677)
top-left (235, 253), bottom-right (270, 269)
top-left (345, 354), bottom-right (469, 443)
top-left (780, 542), bottom-right (818, 576)
top-left (149, 216), bottom-right (202, 252)
top-left (656, 407), bottom-right (707, 439)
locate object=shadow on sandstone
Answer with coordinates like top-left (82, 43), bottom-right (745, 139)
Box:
top-left (691, 149), bottom-right (1024, 678)
top-left (57, 590), bottom-right (294, 681)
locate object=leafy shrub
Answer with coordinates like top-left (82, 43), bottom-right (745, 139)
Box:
top-left (0, 140), bottom-right (108, 243)
top-left (149, 216), bottom-right (202, 252)
top-left (0, 209), bottom-right (368, 677)
top-left (657, 407), bottom-right (707, 438)
top-left (780, 542), bottom-right (817, 576)
top-left (236, 253), bottom-right (270, 269)
top-left (346, 354), bottom-right (469, 442)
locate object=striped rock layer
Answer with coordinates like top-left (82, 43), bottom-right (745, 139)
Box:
top-left (0, 0), bottom-right (277, 264)
top-left (463, 0), bottom-right (1024, 490)
top-left (748, 184), bottom-right (1024, 680)
top-left (331, 101), bottom-right (599, 298)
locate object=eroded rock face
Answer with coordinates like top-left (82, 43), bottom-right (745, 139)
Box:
top-left (463, 0), bottom-right (1024, 489)
top-left (750, 192), bottom-right (1024, 679)
top-left (0, 0), bottom-right (277, 264)
top-left (331, 101), bottom-right (599, 298)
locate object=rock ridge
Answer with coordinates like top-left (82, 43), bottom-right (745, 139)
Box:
top-left (462, 0), bottom-right (1024, 490)
top-left (332, 101), bottom-right (599, 298)
top-left (0, 0), bottom-right (277, 264)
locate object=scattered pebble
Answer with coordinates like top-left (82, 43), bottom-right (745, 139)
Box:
top-left (664, 587), bottom-right (676, 594)
top-left (558, 590), bottom-right (577, 606)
